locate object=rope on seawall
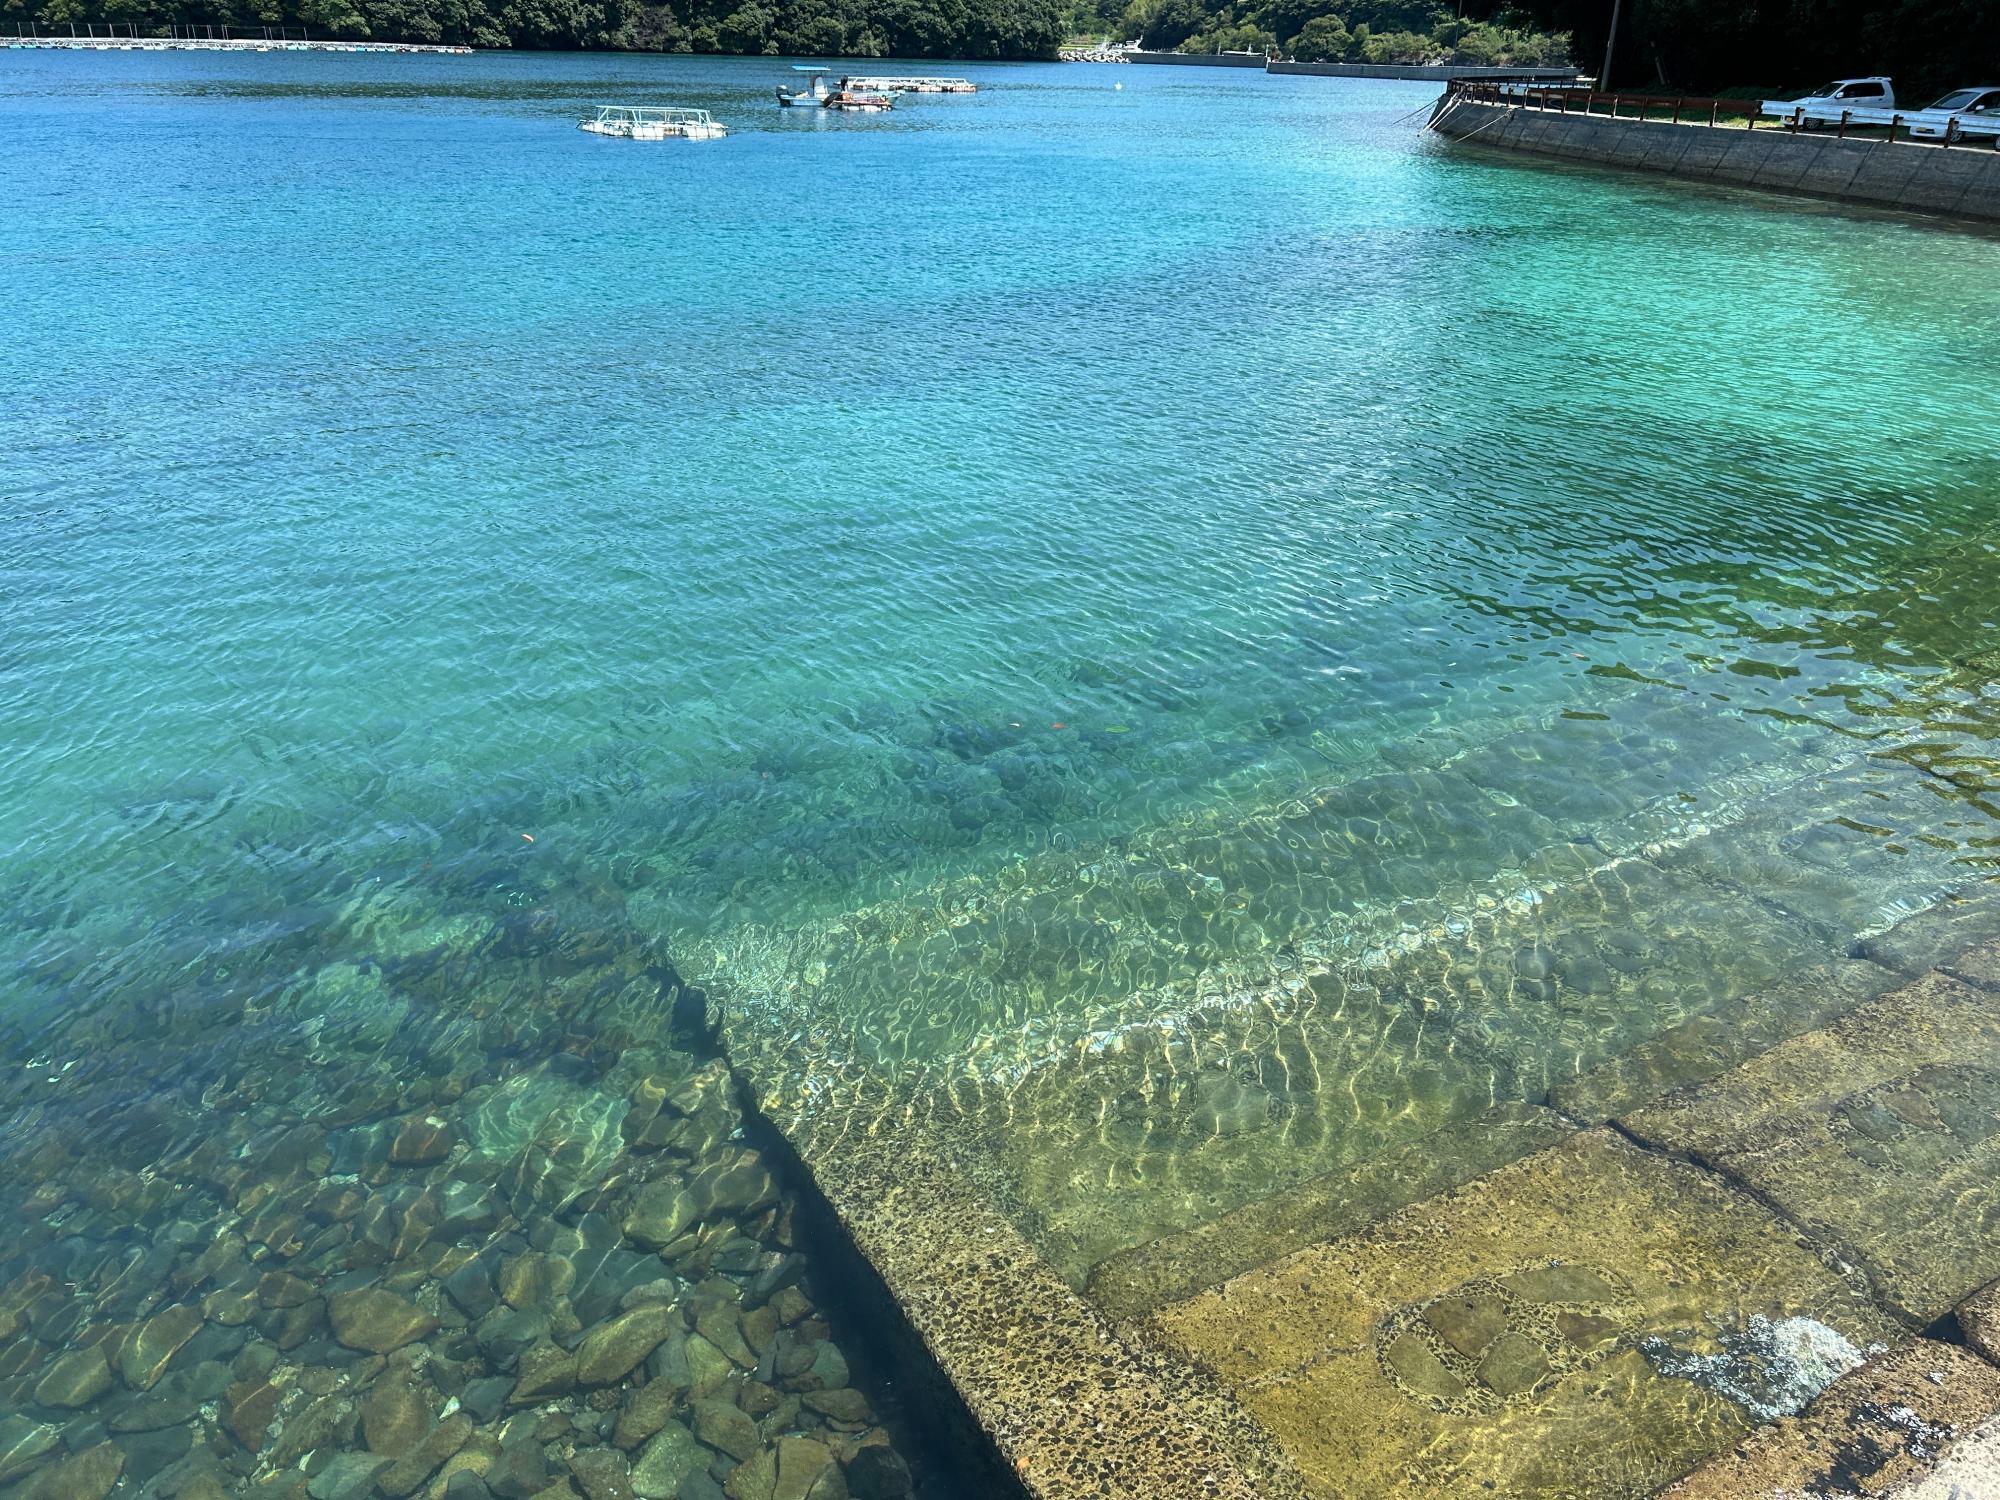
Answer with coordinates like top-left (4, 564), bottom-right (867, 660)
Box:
top-left (1429, 96), bottom-right (1523, 142)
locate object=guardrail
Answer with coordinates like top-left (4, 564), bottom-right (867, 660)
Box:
top-left (1441, 78), bottom-right (2000, 150)
top-left (1443, 79), bottom-right (1760, 127)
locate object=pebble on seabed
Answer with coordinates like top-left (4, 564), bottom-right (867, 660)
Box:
top-left (0, 916), bottom-right (922, 1500)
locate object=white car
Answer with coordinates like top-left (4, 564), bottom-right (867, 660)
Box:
top-left (1762, 76), bottom-right (1897, 128)
top-left (1907, 86), bottom-right (2000, 140)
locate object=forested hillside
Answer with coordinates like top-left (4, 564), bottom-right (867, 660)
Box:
top-left (2, 0), bottom-right (1065, 56)
top-left (1108, 0), bottom-right (1566, 68)
top-left (1507, 0), bottom-right (1997, 100)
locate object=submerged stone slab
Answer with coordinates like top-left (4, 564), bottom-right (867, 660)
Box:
top-left (1622, 971), bottom-right (2000, 1323)
top-left (1149, 1130), bottom-right (1895, 1500)
top-left (968, 968), bottom-right (1540, 1285)
top-left (1951, 934), bottom-right (2000, 991)
top-left (1082, 1103), bottom-right (1574, 1321)
top-left (1858, 887), bottom-right (2000, 977)
top-left (1549, 959), bottom-right (1896, 1123)
top-left (1654, 757), bottom-right (1978, 949)
top-left (1373, 853), bottom-right (1829, 1103)
top-left (1664, 1340), bottom-right (2000, 1498)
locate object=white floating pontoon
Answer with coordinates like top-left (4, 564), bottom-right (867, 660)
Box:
top-left (840, 74), bottom-right (976, 93)
top-left (578, 105), bottom-right (728, 140)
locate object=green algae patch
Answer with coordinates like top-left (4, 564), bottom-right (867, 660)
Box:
top-left (1082, 1102), bottom-right (1574, 1322)
top-left (1622, 971), bottom-right (2000, 1324)
top-left (1148, 1130), bottom-right (1895, 1500)
top-left (1664, 1339), bottom-right (2000, 1498)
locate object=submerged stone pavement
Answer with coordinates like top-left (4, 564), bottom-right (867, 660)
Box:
top-left (719, 888), bottom-right (2000, 1499)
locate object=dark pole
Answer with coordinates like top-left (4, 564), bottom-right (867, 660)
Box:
top-left (1599, 0), bottom-right (1622, 91)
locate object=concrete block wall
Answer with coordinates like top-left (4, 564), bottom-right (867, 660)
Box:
top-left (1430, 99), bottom-right (2000, 224)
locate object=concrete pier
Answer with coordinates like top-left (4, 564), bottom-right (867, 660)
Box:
top-left (1429, 94), bottom-right (2000, 224)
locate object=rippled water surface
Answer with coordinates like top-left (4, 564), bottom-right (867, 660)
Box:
top-left (3, 46), bottom-right (2000, 1498)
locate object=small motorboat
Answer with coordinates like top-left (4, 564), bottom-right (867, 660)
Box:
top-left (820, 86), bottom-right (895, 111)
top-left (778, 65), bottom-right (894, 110)
top-left (777, 64), bottom-right (831, 107)
top-left (578, 105), bottom-right (728, 140)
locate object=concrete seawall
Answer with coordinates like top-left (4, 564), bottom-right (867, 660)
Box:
top-left (1271, 60), bottom-right (1575, 81)
top-left (1430, 97), bottom-right (2000, 223)
top-left (1124, 49), bottom-right (1266, 67)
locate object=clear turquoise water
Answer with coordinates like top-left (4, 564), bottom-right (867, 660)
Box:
top-left (5, 51), bottom-right (2000, 1282)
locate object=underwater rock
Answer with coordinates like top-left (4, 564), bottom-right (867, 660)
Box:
top-left (388, 1114), bottom-right (457, 1167)
top-left (773, 1436), bottom-right (842, 1500)
top-left (376, 1413), bottom-right (473, 1498)
top-left (307, 1450), bottom-right (391, 1500)
top-left (690, 1399), bottom-right (759, 1462)
top-left (629, 1420), bottom-right (703, 1500)
top-left (18, 1440), bottom-right (124, 1500)
top-left (328, 1288), bottom-right (436, 1355)
top-left (509, 1340), bottom-right (578, 1404)
top-left (0, 1417), bottom-right (61, 1485)
top-left (361, 1370), bottom-right (431, 1456)
top-left (801, 1388), bottom-right (869, 1425)
top-left (841, 1443), bottom-right (914, 1500)
top-left (1962, 1278), bottom-right (2000, 1364)
top-left (621, 1183), bottom-right (698, 1250)
top-left (222, 1376), bottom-right (282, 1453)
top-left (118, 1303), bottom-right (206, 1390)
top-left (33, 1345), bottom-right (114, 1408)
top-left (500, 1251), bottom-right (575, 1311)
top-left (576, 1305), bottom-right (678, 1387)
top-left (567, 1447), bottom-right (636, 1500)
top-left (612, 1379), bottom-right (679, 1450)
top-left (722, 1447), bottom-right (777, 1500)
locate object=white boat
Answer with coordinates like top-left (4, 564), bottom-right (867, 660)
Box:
top-left (777, 65), bottom-right (831, 107)
top-left (840, 74), bottom-right (975, 93)
top-left (578, 105), bottom-right (728, 141)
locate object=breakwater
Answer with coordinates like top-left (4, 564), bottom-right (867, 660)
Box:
top-left (1430, 94), bottom-right (2000, 223)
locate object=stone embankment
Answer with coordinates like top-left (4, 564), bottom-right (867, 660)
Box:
top-left (1429, 93), bottom-right (2000, 223)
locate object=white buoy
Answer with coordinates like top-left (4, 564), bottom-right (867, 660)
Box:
top-left (1114, 82), bottom-right (1123, 90)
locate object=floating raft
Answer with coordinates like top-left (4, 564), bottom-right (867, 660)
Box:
top-left (841, 74), bottom-right (976, 93)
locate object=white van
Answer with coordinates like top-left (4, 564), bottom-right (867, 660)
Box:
top-left (1762, 77), bottom-right (1897, 128)
top-left (1907, 86), bottom-right (2000, 140)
